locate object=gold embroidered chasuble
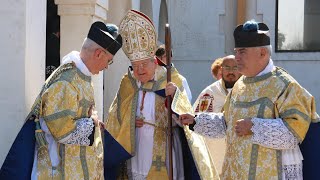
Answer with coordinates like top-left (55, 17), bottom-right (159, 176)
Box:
top-left (221, 67), bottom-right (318, 179)
top-left (30, 63), bottom-right (103, 180)
top-left (106, 66), bottom-right (219, 180)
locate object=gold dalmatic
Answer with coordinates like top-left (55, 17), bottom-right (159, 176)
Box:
top-left (221, 67), bottom-right (318, 179)
top-left (29, 63), bottom-right (104, 180)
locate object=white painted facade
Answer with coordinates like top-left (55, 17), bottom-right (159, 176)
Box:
top-left (0, 0), bottom-right (46, 167)
top-left (0, 0), bottom-right (319, 169)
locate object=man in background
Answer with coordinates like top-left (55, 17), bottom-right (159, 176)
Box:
top-left (193, 55), bottom-right (241, 174)
top-left (210, 58), bottom-right (223, 80)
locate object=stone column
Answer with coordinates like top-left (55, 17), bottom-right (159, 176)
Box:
top-left (55, 0), bottom-right (108, 119)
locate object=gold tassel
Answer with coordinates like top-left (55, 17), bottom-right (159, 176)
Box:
top-left (34, 118), bottom-right (48, 148)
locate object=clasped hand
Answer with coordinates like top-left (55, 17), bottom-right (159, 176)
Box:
top-left (235, 118), bottom-right (253, 136)
top-left (178, 113), bottom-right (195, 125)
top-left (165, 82), bottom-right (177, 97)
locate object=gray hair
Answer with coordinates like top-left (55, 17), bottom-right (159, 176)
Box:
top-left (261, 45), bottom-right (272, 56)
top-left (81, 38), bottom-right (104, 53)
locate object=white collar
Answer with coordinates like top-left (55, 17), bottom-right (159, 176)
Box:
top-left (61, 51), bottom-right (92, 76)
top-left (256, 59), bottom-right (274, 76)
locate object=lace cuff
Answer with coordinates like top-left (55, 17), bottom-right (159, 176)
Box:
top-left (193, 113), bottom-right (226, 138)
top-left (283, 163), bottom-right (303, 180)
top-left (59, 118), bottom-right (95, 146)
top-left (127, 172), bottom-right (147, 180)
top-left (251, 118), bottom-right (298, 149)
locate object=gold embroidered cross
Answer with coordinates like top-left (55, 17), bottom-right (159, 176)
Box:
top-left (152, 155), bottom-right (166, 171)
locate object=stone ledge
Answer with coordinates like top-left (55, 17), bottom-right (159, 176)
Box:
top-left (95, 4), bottom-right (107, 20)
top-left (56, 0), bottom-right (107, 19)
top-left (58, 4), bottom-right (95, 16)
top-left (55, 0), bottom-right (96, 5)
top-left (55, 0), bottom-right (107, 9)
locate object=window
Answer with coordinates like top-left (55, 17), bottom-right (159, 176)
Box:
top-left (276, 0), bottom-right (320, 52)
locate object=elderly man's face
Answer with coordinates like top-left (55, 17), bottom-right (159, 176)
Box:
top-left (221, 57), bottom-right (241, 88)
top-left (132, 58), bottom-right (157, 83)
top-left (91, 48), bottom-right (114, 75)
top-left (234, 47), bottom-right (261, 77)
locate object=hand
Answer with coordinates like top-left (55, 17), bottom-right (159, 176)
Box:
top-left (91, 110), bottom-right (99, 124)
top-left (91, 110), bottom-right (104, 129)
top-left (235, 118), bottom-right (253, 136)
top-left (165, 82), bottom-right (177, 97)
top-left (135, 118), bottom-right (144, 128)
top-left (179, 113), bottom-right (195, 126)
top-left (88, 107), bottom-right (105, 130)
top-left (98, 121), bottom-right (105, 130)
top-left (88, 105), bottom-right (95, 117)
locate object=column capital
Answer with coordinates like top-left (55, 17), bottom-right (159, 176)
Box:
top-left (55, 0), bottom-right (108, 20)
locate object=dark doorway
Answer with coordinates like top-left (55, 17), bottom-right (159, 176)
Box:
top-left (46, 0), bottom-right (60, 79)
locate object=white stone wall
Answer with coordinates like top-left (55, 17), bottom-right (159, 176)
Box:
top-left (0, 0), bottom-right (46, 166)
top-left (167, 0), bottom-right (236, 103)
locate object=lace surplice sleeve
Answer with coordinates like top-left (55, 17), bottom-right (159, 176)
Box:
top-left (193, 113), bottom-right (226, 138)
top-left (59, 118), bottom-right (95, 146)
top-left (251, 118), bottom-right (298, 149)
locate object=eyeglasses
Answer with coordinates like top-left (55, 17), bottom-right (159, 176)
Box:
top-left (132, 60), bottom-right (152, 70)
top-left (100, 49), bottom-right (113, 65)
top-left (107, 59), bottom-right (113, 65)
top-left (222, 66), bottom-right (238, 71)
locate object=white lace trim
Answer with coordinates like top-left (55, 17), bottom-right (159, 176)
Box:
top-left (59, 118), bottom-right (94, 146)
top-left (193, 113), bottom-right (226, 138)
top-left (283, 163), bottom-right (303, 180)
top-left (251, 118), bottom-right (298, 149)
top-left (127, 171), bottom-right (147, 180)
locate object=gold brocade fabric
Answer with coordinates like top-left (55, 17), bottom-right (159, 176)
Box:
top-left (30, 63), bottom-right (104, 180)
top-left (221, 67), bottom-right (318, 180)
top-left (37, 147), bottom-right (61, 180)
top-left (105, 66), bottom-right (219, 179)
top-left (119, 10), bottom-right (157, 62)
top-left (106, 66), bottom-right (188, 155)
top-left (147, 95), bottom-right (168, 180)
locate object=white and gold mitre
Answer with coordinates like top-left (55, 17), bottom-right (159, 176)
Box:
top-left (119, 9), bottom-right (157, 62)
